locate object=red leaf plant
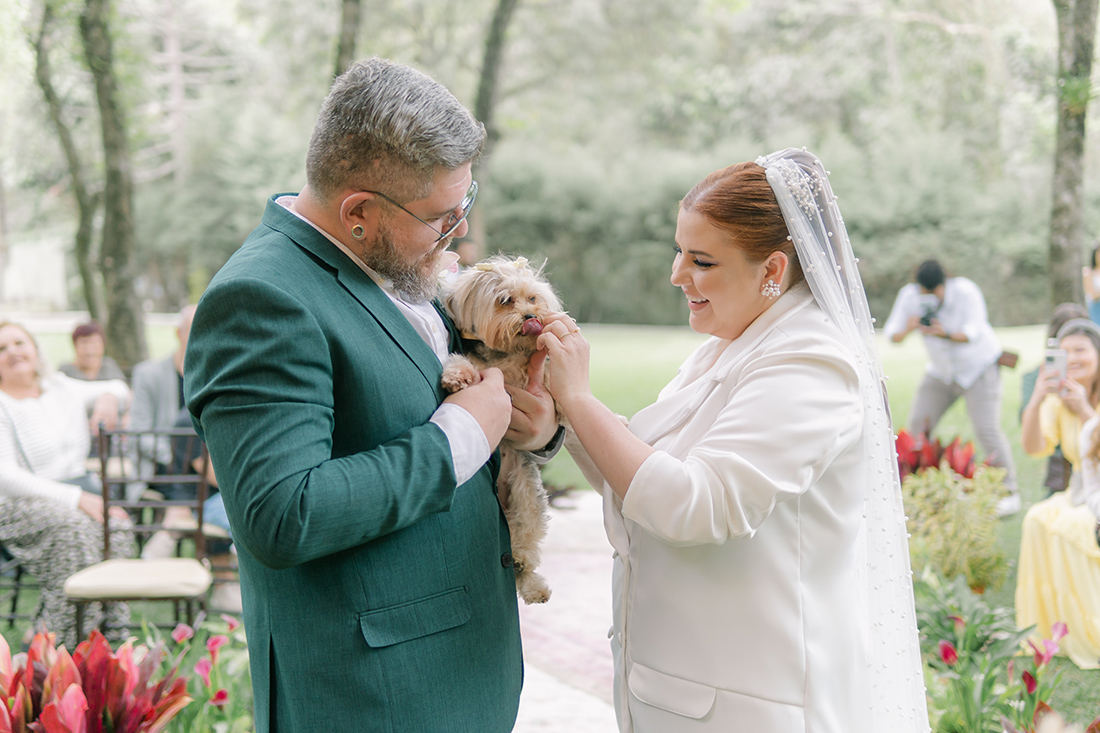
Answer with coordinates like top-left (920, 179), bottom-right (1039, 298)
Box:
top-left (0, 629), bottom-right (192, 733)
top-left (895, 430), bottom-right (978, 480)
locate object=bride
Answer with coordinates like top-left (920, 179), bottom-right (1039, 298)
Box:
top-left (538, 149), bottom-right (929, 732)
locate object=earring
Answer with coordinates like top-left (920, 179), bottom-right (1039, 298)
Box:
top-left (762, 280), bottom-right (781, 299)
top-left (351, 224), bottom-right (365, 240)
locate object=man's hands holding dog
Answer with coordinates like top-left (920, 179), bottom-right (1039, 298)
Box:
top-left (444, 367), bottom-right (511, 448)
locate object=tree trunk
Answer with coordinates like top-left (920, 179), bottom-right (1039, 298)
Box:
top-left (34, 0), bottom-right (105, 322)
top-left (1049, 0), bottom-right (1098, 307)
top-left (334, 0), bottom-right (362, 79)
top-left (81, 0), bottom-right (147, 368)
top-left (464, 0), bottom-right (521, 262)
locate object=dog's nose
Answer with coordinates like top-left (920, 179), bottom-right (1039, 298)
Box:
top-left (523, 314), bottom-right (537, 320)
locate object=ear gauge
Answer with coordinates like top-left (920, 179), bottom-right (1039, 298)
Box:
top-left (351, 224), bottom-right (365, 240)
top-left (762, 280), bottom-right (781, 299)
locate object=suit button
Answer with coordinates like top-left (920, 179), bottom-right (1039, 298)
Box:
top-left (501, 552), bottom-right (514, 568)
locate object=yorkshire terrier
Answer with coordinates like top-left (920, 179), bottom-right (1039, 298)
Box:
top-left (440, 255), bottom-right (564, 604)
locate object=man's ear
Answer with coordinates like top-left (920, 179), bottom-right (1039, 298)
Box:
top-left (339, 191), bottom-right (380, 241)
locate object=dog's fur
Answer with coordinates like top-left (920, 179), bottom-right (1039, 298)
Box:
top-left (440, 255), bottom-right (563, 604)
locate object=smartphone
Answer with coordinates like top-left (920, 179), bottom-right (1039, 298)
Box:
top-left (1044, 347), bottom-right (1068, 383)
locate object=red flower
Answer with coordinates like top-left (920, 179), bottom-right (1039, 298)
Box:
top-left (171, 623), bottom-right (195, 644)
top-left (938, 640), bottom-right (959, 666)
top-left (210, 688), bottom-right (229, 708)
top-left (206, 635), bottom-right (229, 665)
top-left (1022, 670), bottom-right (1038, 695)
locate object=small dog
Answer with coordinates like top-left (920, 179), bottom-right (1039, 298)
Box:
top-left (440, 255), bottom-right (563, 604)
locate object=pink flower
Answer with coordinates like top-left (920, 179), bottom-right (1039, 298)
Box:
top-left (219, 614), bottom-right (241, 632)
top-left (171, 623), bottom-right (194, 644)
top-left (1028, 638), bottom-right (1059, 668)
top-left (938, 640), bottom-right (959, 666)
top-left (1022, 670), bottom-right (1038, 695)
top-left (948, 615), bottom-right (966, 633)
top-left (194, 658), bottom-right (212, 688)
top-left (1007, 659), bottom-right (1015, 685)
top-left (206, 635), bottom-right (229, 664)
top-left (210, 689), bottom-right (229, 708)
top-left (1051, 622), bottom-right (1069, 643)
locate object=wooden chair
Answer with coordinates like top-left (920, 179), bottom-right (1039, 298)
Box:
top-left (63, 427), bottom-right (214, 638)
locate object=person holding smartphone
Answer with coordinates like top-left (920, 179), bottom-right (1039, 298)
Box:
top-left (1018, 318), bottom-right (1100, 668)
top-left (883, 258), bottom-right (1019, 515)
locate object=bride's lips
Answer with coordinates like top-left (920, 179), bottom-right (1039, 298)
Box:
top-left (685, 295), bottom-right (709, 312)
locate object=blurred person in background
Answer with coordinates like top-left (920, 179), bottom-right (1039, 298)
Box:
top-left (1019, 302), bottom-right (1090, 497)
top-left (1018, 318), bottom-right (1100, 668)
top-left (0, 321), bottom-right (133, 648)
top-left (882, 258), bottom-right (1019, 516)
top-left (1081, 244), bottom-right (1100, 325)
top-left (58, 321), bottom-right (126, 382)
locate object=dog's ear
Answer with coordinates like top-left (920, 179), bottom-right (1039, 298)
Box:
top-left (441, 268), bottom-right (486, 336)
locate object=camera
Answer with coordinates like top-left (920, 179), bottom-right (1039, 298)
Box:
top-left (917, 293), bottom-right (940, 327)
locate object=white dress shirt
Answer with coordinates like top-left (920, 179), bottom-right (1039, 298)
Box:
top-left (882, 277), bottom-right (1001, 389)
top-left (277, 196), bottom-right (489, 485)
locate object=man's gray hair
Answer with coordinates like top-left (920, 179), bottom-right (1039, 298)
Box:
top-left (306, 57), bottom-right (485, 203)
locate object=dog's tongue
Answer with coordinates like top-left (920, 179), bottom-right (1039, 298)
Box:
top-left (521, 318), bottom-right (543, 337)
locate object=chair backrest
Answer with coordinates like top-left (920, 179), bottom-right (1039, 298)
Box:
top-left (96, 427), bottom-right (211, 561)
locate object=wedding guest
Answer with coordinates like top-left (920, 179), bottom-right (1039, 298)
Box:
top-left (1082, 244), bottom-right (1100, 325)
top-left (58, 321), bottom-right (126, 382)
top-left (883, 259), bottom-right (1019, 516)
top-left (1019, 303), bottom-right (1090, 496)
top-left (0, 321), bottom-right (133, 648)
top-left (538, 150), bottom-right (927, 732)
top-left (1018, 318), bottom-right (1100, 667)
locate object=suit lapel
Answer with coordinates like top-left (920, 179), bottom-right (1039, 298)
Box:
top-left (261, 196), bottom-right (443, 387)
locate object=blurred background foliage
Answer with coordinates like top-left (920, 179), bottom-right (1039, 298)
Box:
top-left (0, 0), bottom-right (1096, 326)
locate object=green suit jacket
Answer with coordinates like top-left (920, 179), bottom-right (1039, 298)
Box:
top-left (185, 195), bottom-right (522, 732)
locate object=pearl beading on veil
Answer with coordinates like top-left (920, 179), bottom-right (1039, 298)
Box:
top-left (758, 148), bottom-right (931, 733)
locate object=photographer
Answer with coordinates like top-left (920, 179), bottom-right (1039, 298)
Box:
top-left (883, 259), bottom-right (1019, 515)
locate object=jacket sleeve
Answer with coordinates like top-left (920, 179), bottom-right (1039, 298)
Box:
top-left (185, 276), bottom-right (460, 570)
top-left (620, 345), bottom-right (863, 547)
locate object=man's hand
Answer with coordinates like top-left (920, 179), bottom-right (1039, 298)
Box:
top-left (443, 367), bottom-right (511, 448)
top-left (505, 350), bottom-right (559, 451)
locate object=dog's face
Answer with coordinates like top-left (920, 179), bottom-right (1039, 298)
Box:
top-left (443, 256), bottom-right (562, 355)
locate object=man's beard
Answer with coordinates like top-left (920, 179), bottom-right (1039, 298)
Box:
top-left (362, 224), bottom-right (447, 303)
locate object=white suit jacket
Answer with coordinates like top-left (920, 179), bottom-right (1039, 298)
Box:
top-left (573, 286), bottom-right (872, 732)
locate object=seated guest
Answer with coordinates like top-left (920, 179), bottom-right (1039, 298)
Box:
top-left (0, 321), bottom-right (133, 648)
top-left (1018, 318), bottom-right (1100, 667)
top-left (58, 321), bottom-right (126, 382)
top-left (1019, 303), bottom-right (1090, 496)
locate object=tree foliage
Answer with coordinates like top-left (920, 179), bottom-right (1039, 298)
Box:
top-left (1, 0), bottom-right (1095, 329)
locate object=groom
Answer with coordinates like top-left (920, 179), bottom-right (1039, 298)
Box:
top-left (185, 58), bottom-right (559, 731)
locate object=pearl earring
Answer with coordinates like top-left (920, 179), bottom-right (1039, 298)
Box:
top-left (351, 224), bottom-right (365, 240)
top-left (762, 280), bottom-right (781, 299)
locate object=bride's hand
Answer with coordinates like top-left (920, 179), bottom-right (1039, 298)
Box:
top-left (536, 314), bottom-right (591, 411)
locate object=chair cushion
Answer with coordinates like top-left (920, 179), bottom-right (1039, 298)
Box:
top-left (63, 558), bottom-right (212, 599)
top-left (163, 516), bottom-right (231, 540)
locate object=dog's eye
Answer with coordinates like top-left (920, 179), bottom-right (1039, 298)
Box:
top-left (528, 296), bottom-right (537, 303)
top-left (499, 296), bottom-right (513, 306)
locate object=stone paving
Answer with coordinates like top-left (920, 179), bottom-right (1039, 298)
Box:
top-left (513, 489), bottom-right (619, 732)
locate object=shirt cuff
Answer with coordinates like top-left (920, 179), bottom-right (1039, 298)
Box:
top-left (527, 425), bottom-right (566, 465)
top-left (430, 403), bottom-right (492, 485)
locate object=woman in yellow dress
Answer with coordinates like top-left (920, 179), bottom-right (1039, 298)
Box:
top-left (1018, 318), bottom-right (1100, 667)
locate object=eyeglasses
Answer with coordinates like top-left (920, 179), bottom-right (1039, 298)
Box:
top-left (363, 180), bottom-right (478, 242)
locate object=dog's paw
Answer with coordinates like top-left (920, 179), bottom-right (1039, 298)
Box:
top-left (517, 572), bottom-right (551, 605)
top-left (441, 354), bottom-right (479, 393)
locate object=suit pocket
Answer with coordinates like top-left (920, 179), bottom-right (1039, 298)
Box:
top-left (358, 586), bottom-right (471, 648)
top-left (628, 661), bottom-right (716, 719)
